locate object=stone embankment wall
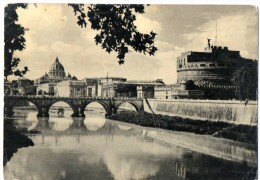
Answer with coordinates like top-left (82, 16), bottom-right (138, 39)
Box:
top-left (147, 130), bottom-right (257, 165)
top-left (144, 99), bottom-right (257, 125)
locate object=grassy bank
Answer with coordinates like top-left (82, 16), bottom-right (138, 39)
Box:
top-left (107, 111), bottom-right (257, 145)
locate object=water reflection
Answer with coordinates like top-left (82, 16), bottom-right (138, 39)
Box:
top-left (4, 110), bottom-right (257, 180)
top-left (4, 118), bottom-right (34, 166)
top-left (29, 117), bottom-right (115, 135)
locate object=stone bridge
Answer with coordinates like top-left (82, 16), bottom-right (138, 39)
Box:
top-left (4, 95), bottom-right (144, 117)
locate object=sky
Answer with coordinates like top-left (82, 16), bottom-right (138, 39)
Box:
top-left (10, 4), bottom-right (259, 84)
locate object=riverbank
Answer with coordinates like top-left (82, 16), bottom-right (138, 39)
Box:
top-left (107, 111), bottom-right (257, 145)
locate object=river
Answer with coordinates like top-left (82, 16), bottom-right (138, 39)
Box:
top-left (4, 108), bottom-right (257, 180)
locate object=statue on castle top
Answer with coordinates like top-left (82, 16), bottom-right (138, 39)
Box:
top-left (207, 38), bottom-right (211, 50)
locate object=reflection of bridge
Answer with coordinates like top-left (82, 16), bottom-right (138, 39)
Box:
top-left (30, 117), bottom-right (140, 137)
top-left (4, 96), bottom-right (144, 117)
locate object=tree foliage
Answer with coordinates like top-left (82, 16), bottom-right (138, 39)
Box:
top-left (4, 4), bottom-right (158, 80)
top-left (4, 4), bottom-right (29, 80)
top-left (68, 4), bottom-right (157, 64)
top-left (232, 60), bottom-right (258, 100)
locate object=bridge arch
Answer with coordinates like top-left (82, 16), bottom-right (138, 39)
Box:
top-left (13, 99), bottom-right (39, 110)
top-left (84, 100), bottom-right (110, 116)
top-left (4, 99), bottom-right (39, 117)
top-left (48, 100), bottom-right (76, 116)
top-left (116, 101), bottom-right (142, 112)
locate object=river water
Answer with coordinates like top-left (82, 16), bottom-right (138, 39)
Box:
top-left (4, 109), bottom-right (257, 180)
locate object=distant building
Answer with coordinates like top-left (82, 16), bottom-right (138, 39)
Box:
top-left (154, 81), bottom-right (204, 99)
top-left (35, 57), bottom-right (77, 95)
top-left (83, 77), bottom-right (128, 97)
top-left (4, 78), bottom-right (36, 95)
top-left (35, 57), bottom-right (73, 86)
top-left (100, 77), bottom-right (127, 84)
top-left (55, 80), bottom-right (88, 97)
top-left (154, 85), bottom-right (172, 99)
top-left (17, 77), bottom-right (36, 95)
top-left (4, 81), bottom-right (13, 95)
top-left (128, 79), bottom-right (165, 98)
top-left (83, 77), bottom-right (165, 98)
top-left (37, 82), bottom-right (56, 96)
top-left (83, 78), bottom-right (102, 97)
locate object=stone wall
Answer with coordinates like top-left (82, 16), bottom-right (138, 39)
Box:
top-left (144, 99), bottom-right (257, 125)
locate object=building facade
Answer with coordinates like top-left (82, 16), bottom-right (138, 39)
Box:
top-left (154, 81), bottom-right (204, 99)
top-left (55, 80), bottom-right (88, 97)
top-left (83, 78), bottom-right (102, 97)
top-left (37, 83), bottom-right (56, 95)
top-left (100, 78), bottom-right (165, 98)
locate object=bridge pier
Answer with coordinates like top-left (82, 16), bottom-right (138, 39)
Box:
top-left (112, 107), bottom-right (117, 115)
top-left (37, 107), bottom-right (49, 117)
top-left (71, 107), bottom-right (85, 117)
top-left (105, 111), bottom-right (112, 118)
top-left (72, 113), bottom-right (85, 117)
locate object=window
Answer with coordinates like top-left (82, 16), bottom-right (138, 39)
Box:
top-left (209, 64), bottom-right (215, 67)
top-left (88, 88), bottom-right (92, 97)
top-left (200, 64), bottom-right (206, 67)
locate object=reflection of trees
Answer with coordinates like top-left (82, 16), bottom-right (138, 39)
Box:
top-left (172, 154), bottom-right (257, 180)
top-left (4, 119), bottom-right (34, 166)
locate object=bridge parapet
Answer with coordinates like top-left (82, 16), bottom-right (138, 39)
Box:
top-left (5, 95), bottom-right (143, 100)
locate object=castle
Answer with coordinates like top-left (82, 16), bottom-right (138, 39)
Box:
top-left (154, 41), bottom-right (256, 100)
top-left (176, 46), bottom-right (246, 86)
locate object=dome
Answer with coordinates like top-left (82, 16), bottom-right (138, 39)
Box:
top-left (49, 57), bottom-right (65, 72)
top-left (48, 57), bottom-right (66, 79)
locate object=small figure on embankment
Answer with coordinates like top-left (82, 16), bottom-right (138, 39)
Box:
top-left (244, 99), bottom-right (249, 110)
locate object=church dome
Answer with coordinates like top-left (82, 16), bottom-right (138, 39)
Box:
top-left (48, 57), bottom-right (66, 79)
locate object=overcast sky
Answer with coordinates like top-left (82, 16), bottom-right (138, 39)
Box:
top-left (12, 4), bottom-right (258, 84)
